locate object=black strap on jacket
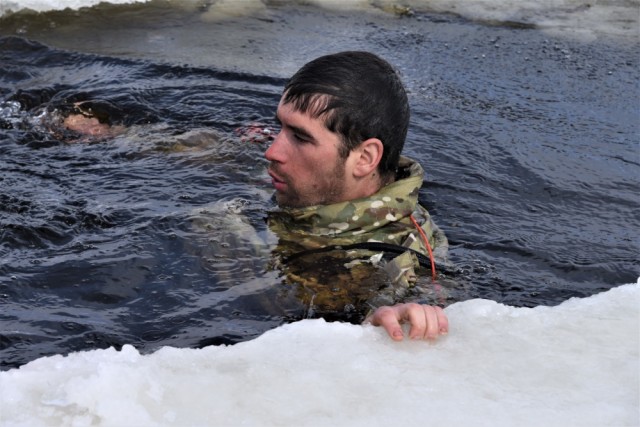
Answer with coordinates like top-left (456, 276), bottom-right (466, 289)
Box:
top-left (283, 241), bottom-right (438, 270)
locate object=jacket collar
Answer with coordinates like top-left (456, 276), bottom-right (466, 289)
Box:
top-left (268, 156), bottom-right (424, 247)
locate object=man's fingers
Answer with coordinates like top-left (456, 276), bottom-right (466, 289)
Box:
top-left (404, 303), bottom-right (428, 340)
top-left (379, 308), bottom-right (405, 341)
top-left (368, 306), bottom-right (404, 341)
top-left (408, 305), bottom-right (448, 340)
top-left (368, 303), bottom-right (449, 342)
top-left (435, 306), bottom-right (449, 335)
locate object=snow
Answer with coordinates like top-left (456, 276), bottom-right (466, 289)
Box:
top-left (2, 282), bottom-right (638, 427)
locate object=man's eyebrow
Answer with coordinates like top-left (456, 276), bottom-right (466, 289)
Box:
top-left (274, 113), bottom-right (315, 142)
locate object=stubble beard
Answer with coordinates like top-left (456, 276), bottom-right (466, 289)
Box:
top-left (273, 156), bottom-right (347, 209)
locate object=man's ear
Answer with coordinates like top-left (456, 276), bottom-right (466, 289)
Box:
top-left (352, 138), bottom-right (383, 178)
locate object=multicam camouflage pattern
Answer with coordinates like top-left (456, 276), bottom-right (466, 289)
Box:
top-left (268, 156), bottom-right (447, 258)
top-left (268, 156), bottom-right (449, 316)
top-left (191, 156), bottom-right (448, 321)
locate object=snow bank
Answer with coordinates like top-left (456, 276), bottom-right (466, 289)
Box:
top-left (2, 282), bottom-right (638, 427)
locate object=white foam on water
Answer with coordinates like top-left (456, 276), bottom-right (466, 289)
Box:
top-left (1, 282), bottom-right (638, 427)
top-left (1, 0), bottom-right (637, 41)
top-left (408, 0), bottom-right (639, 39)
top-left (0, 0), bottom-right (148, 14)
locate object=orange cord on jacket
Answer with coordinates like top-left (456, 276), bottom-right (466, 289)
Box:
top-left (410, 214), bottom-right (437, 281)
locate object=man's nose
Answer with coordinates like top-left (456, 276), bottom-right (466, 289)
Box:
top-left (264, 131), bottom-right (284, 163)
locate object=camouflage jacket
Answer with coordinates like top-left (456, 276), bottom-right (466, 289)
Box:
top-left (268, 156), bottom-right (448, 316)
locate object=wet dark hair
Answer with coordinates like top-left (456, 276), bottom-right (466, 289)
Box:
top-left (283, 51), bottom-right (410, 178)
top-left (54, 92), bottom-right (126, 126)
top-left (9, 89), bottom-right (157, 127)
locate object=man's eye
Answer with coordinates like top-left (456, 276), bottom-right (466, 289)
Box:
top-left (293, 133), bottom-right (310, 143)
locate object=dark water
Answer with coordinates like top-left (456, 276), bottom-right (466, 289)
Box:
top-left (1, 2), bottom-right (638, 369)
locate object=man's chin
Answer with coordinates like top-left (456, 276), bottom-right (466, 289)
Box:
top-left (274, 192), bottom-right (306, 209)
top-left (274, 192), bottom-right (291, 208)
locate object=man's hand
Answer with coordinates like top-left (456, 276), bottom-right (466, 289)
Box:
top-left (365, 303), bottom-right (448, 341)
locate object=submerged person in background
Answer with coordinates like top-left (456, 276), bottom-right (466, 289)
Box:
top-left (265, 51), bottom-right (449, 341)
top-left (59, 99), bottom-right (125, 139)
top-left (5, 90), bottom-right (154, 143)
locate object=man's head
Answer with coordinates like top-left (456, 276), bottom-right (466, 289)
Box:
top-left (265, 51), bottom-right (410, 208)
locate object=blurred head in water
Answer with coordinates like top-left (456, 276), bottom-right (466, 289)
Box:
top-left (265, 51), bottom-right (410, 208)
top-left (60, 99), bottom-right (125, 139)
top-left (8, 89), bottom-right (155, 143)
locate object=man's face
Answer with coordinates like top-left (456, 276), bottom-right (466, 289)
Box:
top-left (265, 97), bottom-right (349, 208)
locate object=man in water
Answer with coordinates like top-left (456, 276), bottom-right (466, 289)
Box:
top-left (265, 51), bottom-right (449, 341)
top-left (12, 55), bottom-right (449, 341)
